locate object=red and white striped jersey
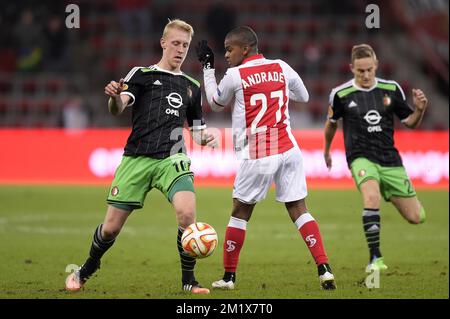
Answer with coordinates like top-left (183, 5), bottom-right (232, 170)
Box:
top-left (204, 54), bottom-right (309, 159)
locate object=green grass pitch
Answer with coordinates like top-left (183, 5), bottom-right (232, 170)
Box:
top-left (0, 185), bottom-right (447, 299)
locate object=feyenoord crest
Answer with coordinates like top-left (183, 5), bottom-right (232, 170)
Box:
top-left (111, 186), bottom-right (119, 196)
top-left (358, 169), bottom-right (366, 177)
top-left (383, 94), bottom-right (391, 106)
top-left (122, 84), bottom-right (129, 90)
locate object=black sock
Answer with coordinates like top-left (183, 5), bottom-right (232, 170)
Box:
top-left (88, 224), bottom-right (115, 260)
top-left (223, 271), bottom-right (236, 282)
top-left (317, 263), bottom-right (332, 276)
top-left (362, 208), bottom-right (381, 262)
top-left (177, 227), bottom-right (197, 284)
top-left (80, 224), bottom-right (115, 280)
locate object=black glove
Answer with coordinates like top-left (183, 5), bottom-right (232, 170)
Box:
top-left (196, 40), bottom-right (214, 70)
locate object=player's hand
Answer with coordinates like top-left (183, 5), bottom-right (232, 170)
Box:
top-left (412, 89), bottom-right (428, 112)
top-left (196, 40), bottom-right (214, 70)
top-left (324, 152), bottom-right (332, 170)
top-left (105, 78), bottom-right (125, 98)
top-left (203, 132), bottom-right (220, 149)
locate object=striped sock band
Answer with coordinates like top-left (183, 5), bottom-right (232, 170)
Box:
top-left (177, 226), bottom-right (196, 284)
top-left (362, 209), bottom-right (381, 261)
top-left (89, 224), bottom-right (115, 260)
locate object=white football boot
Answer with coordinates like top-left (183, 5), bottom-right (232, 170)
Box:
top-left (212, 279), bottom-right (235, 290)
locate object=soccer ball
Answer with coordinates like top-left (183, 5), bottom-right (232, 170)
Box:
top-left (181, 222), bottom-right (218, 258)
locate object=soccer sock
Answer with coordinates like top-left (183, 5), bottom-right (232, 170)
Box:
top-left (295, 213), bottom-right (329, 266)
top-left (88, 224), bottom-right (115, 260)
top-left (80, 224), bottom-right (115, 279)
top-left (362, 208), bottom-right (381, 261)
top-left (223, 217), bottom-right (247, 280)
top-left (177, 226), bottom-right (197, 284)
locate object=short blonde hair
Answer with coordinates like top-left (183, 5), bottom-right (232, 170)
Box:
top-left (351, 44), bottom-right (377, 63)
top-left (162, 19), bottom-right (194, 39)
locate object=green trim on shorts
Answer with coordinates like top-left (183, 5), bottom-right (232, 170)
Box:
top-left (107, 153), bottom-right (194, 208)
top-left (109, 202), bottom-right (136, 212)
top-left (168, 174), bottom-right (195, 202)
top-left (350, 157), bottom-right (416, 201)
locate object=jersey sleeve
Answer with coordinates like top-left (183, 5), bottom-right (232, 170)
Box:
top-left (120, 66), bottom-right (145, 107)
top-left (203, 68), bottom-right (235, 111)
top-left (186, 86), bottom-right (207, 131)
top-left (391, 82), bottom-right (413, 122)
top-left (328, 89), bottom-right (344, 122)
top-left (283, 62), bottom-right (309, 102)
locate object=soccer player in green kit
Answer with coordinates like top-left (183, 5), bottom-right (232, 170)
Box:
top-left (66, 19), bottom-right (216, 294)
top-left (324, 44), bottom-right (428, 271)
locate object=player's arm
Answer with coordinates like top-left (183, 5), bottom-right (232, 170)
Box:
top-left (402, 89), bottom-right (428, 129)
top-left (106, 67), bottom-right (143, 116)
top-left (323, 91), bottom-right (343, 170)
top-left (196, 40), bottom-right (234, 112)
top-left (104, 78), bottom-right (130, 116)
top-left (105, 78), bottom-right (129, 116)
top-left (285, 63), bottom-right (309, 102)
top-left (324, 117), bottom-right (338, 170)
top-left (187, 86), bottom-right (219, 149)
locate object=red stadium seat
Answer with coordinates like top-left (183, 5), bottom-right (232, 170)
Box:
top-left (347, 20), bottom-right (360, 36)
top-left (265, 21), bottom-right (277, 34)
top-left (131, 40), bottom-right (145, 54)
top-left (322, 42), bottom-right (336, 56)
top-left (0, 49), bottom-right (16, 73)
top-left (313, 82), bottom-right (327, 96)
top-left (0, 79), bottom-right (13, 94)
top-left (305, 20), bottom-right (320, 38)
top-left (105, 57), bottom-right (120, 70)
top-left (286, 21), bottom-right (299, 35)
top-left (22, 79), bottom-right (38, 95)
top-left (45, 79), bottom-right (63, 94)
top-left (0, 100), bottom-right (6, 115)
top-left (18, 99), bottom-right (32, 116)
top-left (281, 40), bottom-right (293, 55)
top-left (90, 36), bottom-right (106, 51)
top-left (308, 101), bottom-right (324, 121)
top-left (380, 62), bottom-right (393, 78)
top-left (38, 99), bottom-right (52, 115)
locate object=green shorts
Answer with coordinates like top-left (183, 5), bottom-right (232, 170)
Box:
top-left (107, 153), bottom-right (195, 210)
top-left (350, 157), bottom-right (416, 201)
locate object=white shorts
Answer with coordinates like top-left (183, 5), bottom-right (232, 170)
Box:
top-left (232, 147), bottom-right (308, 204)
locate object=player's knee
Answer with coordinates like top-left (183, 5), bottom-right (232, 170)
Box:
top-left (101, 225), bottom-right (121, 240)
top-left (407, 215), bottom-right (421, 225)
top-left (408, 207), bottom-right (426, 225)
top-left (177, 209), bottom-right (195, 228)
top-left (364, 192), bottom-right (381, 207)
top-left (231, 202), bottom-right (253, 221)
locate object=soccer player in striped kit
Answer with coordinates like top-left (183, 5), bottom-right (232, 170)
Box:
top-left (196, 26), bottom-right (336, 290)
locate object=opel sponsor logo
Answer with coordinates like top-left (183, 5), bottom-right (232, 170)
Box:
top-left (364, 110), bottom-right (382, 125)
top-left (166, 92), bottom-right (183, 108)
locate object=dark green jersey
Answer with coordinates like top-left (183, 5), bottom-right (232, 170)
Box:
top-left (121, 65), bottom-right (206, 159)
top-left (328, 78), bottom-right (413, 167)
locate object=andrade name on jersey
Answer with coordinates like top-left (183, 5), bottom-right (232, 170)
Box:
top-left (241, 71), bottom-right (285, 89)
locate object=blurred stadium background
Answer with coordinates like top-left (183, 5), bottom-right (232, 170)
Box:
top-left (0, 0), bottom-right (448, 187)
top-left (0, 0), bottom-right (448, 300)
top-left (0, 0), bottom-right (448, 129)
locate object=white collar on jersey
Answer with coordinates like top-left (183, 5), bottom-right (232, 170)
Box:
top-left (241, 54), bottom-right (265, 65)
top-left (351, 78), bottom-right (378, 92)
top-left (152, 64), bottom-right (183, 75)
